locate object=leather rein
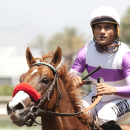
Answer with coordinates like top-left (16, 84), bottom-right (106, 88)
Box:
top-left (23, 62), bottom-right (102, 127)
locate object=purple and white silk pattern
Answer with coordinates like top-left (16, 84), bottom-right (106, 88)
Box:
top-left (70, 40), bottom-right (130, 102)
top-left (87, 65), bottom-right (125, 82)
top-left (122, 52), bottom-right (130, 79)
top-left (115, 51), bottom-right (130, 97)
top-left (71, 46), bottom-right (87, 73)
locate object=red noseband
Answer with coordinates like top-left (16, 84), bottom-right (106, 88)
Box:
top-left (12, 83), bottom-right (41, 102)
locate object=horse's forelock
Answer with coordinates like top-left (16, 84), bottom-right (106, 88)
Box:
top-left (42, 51), bottom-right (54, 63)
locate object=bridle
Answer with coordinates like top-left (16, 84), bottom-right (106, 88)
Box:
top-left (22, 62), bottom-right (103, 129)
top-left (24, 62), bottom-right (62, 126)
top-left (30, 63), bottom-right (61, 108)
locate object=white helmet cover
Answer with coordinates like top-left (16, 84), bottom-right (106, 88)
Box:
top-left (90, 6), bottom-right (120, 26)
top-left (90, 6), bottom-right (120, 38)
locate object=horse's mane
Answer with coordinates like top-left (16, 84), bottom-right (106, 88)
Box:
top-left (57, 63), bottom-right (91, 124)
top-left (41, 51), bottom-right (91, 125)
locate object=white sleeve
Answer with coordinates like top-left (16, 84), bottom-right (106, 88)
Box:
top-left (69, 68), bottom-right (82, 77)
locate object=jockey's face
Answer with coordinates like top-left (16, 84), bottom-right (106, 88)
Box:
top-left (93, 23), bottom-right (117, 45)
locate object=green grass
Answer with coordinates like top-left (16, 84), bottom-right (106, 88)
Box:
top-left (0, 85), bottom-right (14, 96)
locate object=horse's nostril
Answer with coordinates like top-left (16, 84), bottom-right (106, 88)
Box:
top-left (14, 102), bottom-right (24, 112)
top-left (7, 103), bottom-right (11, 115)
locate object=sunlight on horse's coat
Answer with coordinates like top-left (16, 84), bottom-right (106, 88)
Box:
top-left (31, 69), bottom-right (38, 75)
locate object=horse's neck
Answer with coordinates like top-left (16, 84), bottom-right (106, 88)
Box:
top-left (41, 79), bottom-right (88, 130)
top-left (41, 93), bottom-right (87, 130)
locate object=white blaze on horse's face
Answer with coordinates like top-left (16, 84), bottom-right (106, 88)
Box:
top-left (31, 69), bottom-right (38, 75)
top-left (8, 91), bottom-right (29, 114)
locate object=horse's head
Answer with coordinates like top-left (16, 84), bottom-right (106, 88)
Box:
top-left (7, 46), bottom-right (62, 126)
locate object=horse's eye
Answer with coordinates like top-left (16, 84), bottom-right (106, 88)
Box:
top-left (41, 78), bottom-right (49, 84)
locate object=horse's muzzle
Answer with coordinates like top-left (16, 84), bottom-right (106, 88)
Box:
top-left (7, 102), bottom-right (25, 115)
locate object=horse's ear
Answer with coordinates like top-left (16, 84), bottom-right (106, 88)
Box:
top-left (26, 47), bottom-right (36, 67)
top-left (50, 46), bottom-right (62, 68)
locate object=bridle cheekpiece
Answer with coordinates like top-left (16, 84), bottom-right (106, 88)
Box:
top-left (24, 62), bottom-right (61, 126)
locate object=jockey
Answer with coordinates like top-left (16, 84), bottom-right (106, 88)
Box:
top-left (70, 6), bottom-right (130, 130)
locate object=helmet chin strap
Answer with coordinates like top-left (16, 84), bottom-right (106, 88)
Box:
top-left (93, 38), bottom-right (121, 54)
top-left (115, 36), bottom-right (120, 44)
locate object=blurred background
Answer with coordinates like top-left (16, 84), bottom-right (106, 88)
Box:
top-left (1, 0), bottom-right (130, 129)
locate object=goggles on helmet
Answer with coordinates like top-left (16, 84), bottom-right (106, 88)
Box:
top-left (94, 39), bottom-right (120, 54)
top-left (91, 18), bottom-right (117, 26)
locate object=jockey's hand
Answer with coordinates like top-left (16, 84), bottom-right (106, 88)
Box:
top-left (96, 82), bottom-right (117, 95)
top-left (73, 76), bottom-right (83, 88)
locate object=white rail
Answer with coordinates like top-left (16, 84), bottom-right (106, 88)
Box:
top-left (0, 96), bottom-right (11, 115)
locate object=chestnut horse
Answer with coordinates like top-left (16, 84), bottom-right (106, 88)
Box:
top-left (7, 47), bottom-right (129, 130)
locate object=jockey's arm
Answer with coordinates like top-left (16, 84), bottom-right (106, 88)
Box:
top-left (69, 46), bottom-right (86, 88)
top-left (97, 52), bottom-right (130, 97)
top-left (113, 52), bottom-right (130, 98)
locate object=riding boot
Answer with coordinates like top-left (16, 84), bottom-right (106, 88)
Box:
top-left (100, 120), bottom-right (122, 130)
